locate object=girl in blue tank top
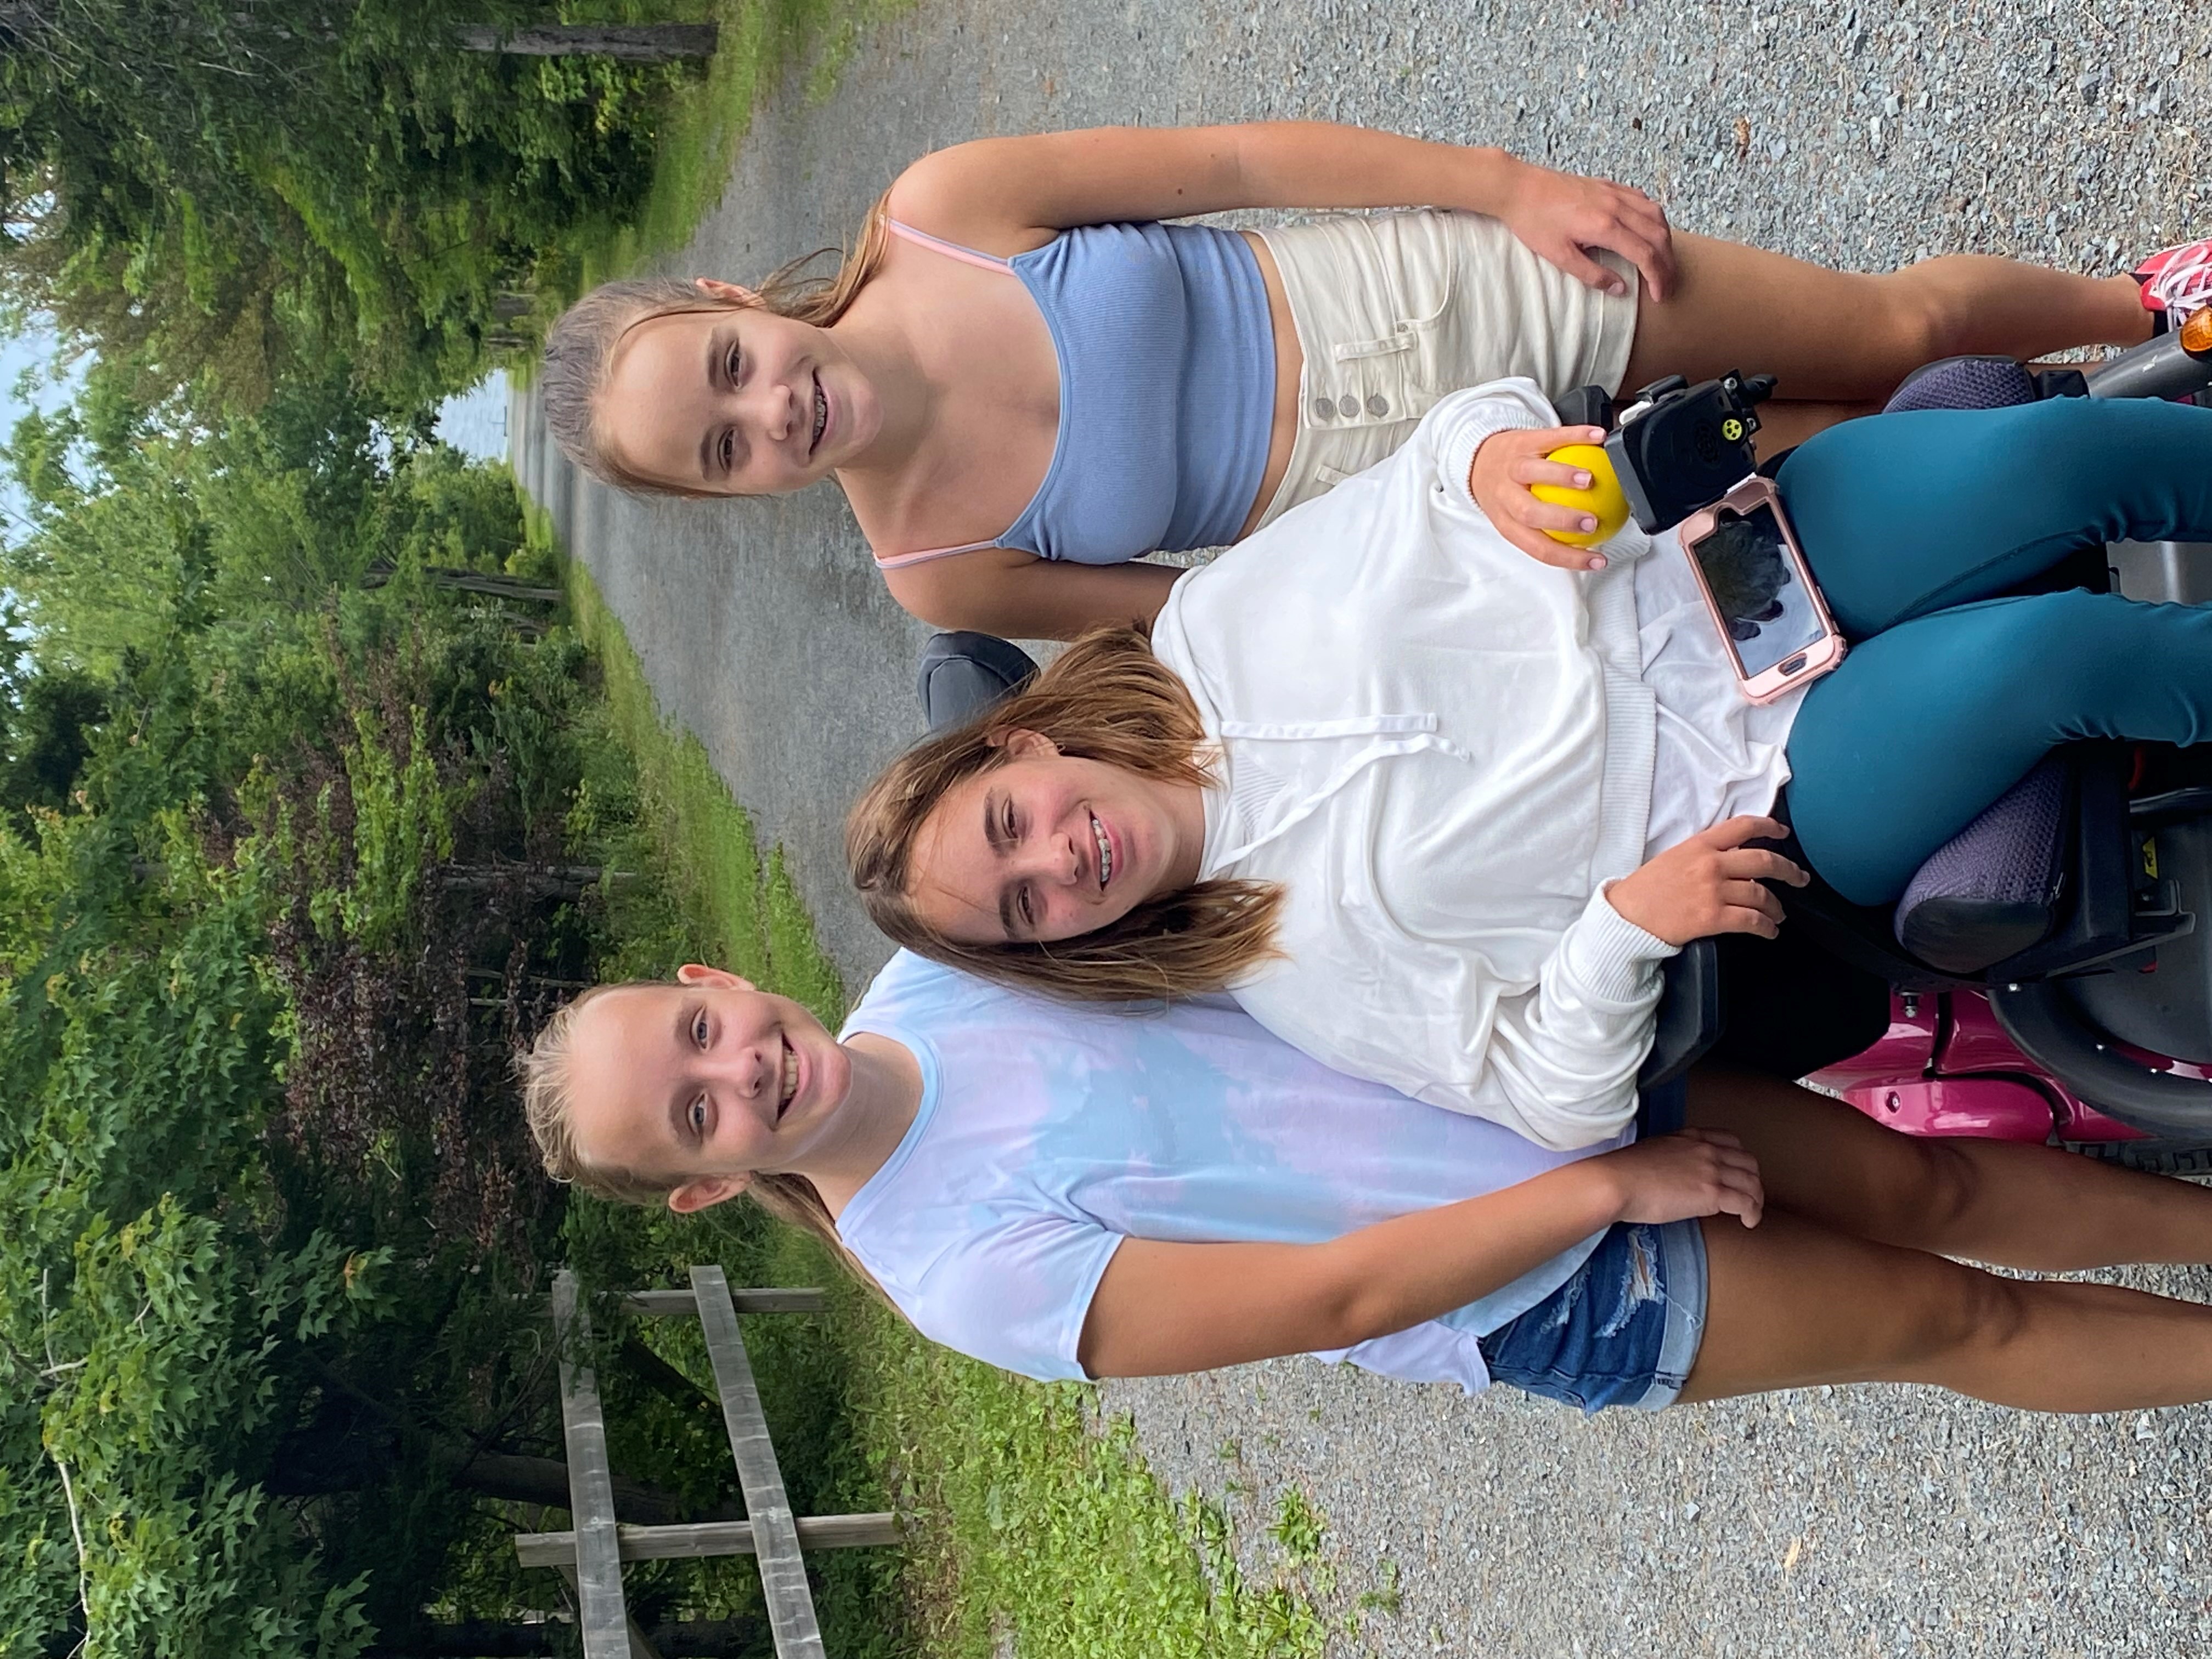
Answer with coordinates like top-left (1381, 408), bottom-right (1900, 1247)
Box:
top-left (543, 121), bottom-right (2194, 644)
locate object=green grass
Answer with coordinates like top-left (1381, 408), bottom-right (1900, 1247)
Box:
top-left (534, 502), bottom-right (1342, 1657)
top-left (551, 508), bottom-right (841, 1022)
top-left (1268, 1490), bottom-right (1325, 1564)
top-left (531, 0), bottom-right (919, 338)
top-left (857, 1342), bottom-right (1333, 1659)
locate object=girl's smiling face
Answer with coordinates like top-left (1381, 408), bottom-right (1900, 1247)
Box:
top-left (596, 283), bottom-right (880, 495)
top-left (905, 731), bottom-right (1207, 946)
top-left (564, 966), bottom-right (853, 1203)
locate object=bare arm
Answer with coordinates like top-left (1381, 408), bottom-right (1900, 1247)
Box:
top-left (890, 122), bottom-right (1674, 297)
top-left (1076, 1132), bottom-right (1763, 1378)
top-left (884, 545), bottom-right (1184, 640)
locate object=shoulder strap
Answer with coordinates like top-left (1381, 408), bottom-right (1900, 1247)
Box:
top-left (886, 218), bottom-right (1017, 275)
top-left (874, 538), bottom-right (1006, 569)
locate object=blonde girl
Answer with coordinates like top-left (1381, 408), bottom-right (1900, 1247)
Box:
top-left (542, 121), bottom-right (2176, 640)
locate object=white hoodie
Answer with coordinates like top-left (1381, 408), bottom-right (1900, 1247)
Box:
top-left (1149, 380), bottom-right (1799, 1150)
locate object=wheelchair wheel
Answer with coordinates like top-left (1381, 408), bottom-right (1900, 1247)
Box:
top-left (2063, 1138), bottom-right (2212, 1178)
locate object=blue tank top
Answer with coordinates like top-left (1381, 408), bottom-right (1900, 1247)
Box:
top-left (878, 219), bottom-right (1275, 566)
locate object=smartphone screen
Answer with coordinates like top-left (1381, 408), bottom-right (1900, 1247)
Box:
top-left (1689, 504), bottom-right (1824, 676)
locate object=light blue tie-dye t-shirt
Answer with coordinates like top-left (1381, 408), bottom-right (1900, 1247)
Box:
top-left (837, 952), bottom-right (1628, 1393)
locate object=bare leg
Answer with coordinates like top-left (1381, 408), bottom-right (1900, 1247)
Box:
top-left (1681, 1210), bottom-right (2212, 1412)
top-left (1685, 1065), bottom-right (2212, 1271)
top-left (1752, 399), bottom-right (1882, 459)
top-left (1622, 232), bottom-right (2151, 405)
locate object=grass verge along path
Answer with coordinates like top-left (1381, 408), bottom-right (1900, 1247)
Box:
top-left (533, 0), bottom-right (917, 332)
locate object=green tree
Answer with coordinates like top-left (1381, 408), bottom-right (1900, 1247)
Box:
top-left (0, 0), bottom-right (685, 409)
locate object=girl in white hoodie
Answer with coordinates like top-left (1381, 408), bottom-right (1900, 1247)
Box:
top-left (850, 384), bottom-right (2212, 1149)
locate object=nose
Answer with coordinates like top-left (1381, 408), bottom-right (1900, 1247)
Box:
top-left (1021, 828), bottom-right (1082, 889)
top-left (755, 373), bottom-right (808, 449)
top-left (707, 1037), bottom-right (774, 1101)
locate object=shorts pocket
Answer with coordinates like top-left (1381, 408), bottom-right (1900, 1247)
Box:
top-left (1383, 210), bottom-right (1486, 407)
top-left (1286, 214), bottom-right (1456, 437)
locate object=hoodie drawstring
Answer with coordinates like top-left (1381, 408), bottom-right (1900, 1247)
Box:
top-left (1207, 714), bottom-right (1475, 870)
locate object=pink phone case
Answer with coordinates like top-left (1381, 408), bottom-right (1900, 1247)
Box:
top-left (1676, 476), bottom-right (1847, 704)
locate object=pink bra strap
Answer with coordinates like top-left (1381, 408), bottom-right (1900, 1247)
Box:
top-left (887, 218), bottom-right (1017, 274)
top-left (874, 538), bottom-right (1003, 570)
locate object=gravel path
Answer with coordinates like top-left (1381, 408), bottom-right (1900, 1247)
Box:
top-left (511, 1), bottom-right (2212, 1650)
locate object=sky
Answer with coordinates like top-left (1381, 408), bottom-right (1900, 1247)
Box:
top-left (0, 317), bottom-right (87, 543)
top-left (433, 370), bottom-right (511, 461)
top-left (0, 318), bottom-right (511, 462)
top-left (0, 319), bottom-right (510, 545)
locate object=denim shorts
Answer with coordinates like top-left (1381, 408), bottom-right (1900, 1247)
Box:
top-left (1476, 1218), bottom-right (1708, 1413)
top-left (1474, 1080), bottom-right (1707, 1413)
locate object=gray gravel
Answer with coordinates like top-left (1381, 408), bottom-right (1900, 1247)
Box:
top-left (511, 0), bottom-right (2212, 1650)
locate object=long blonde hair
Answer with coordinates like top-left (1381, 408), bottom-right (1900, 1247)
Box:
top-left (847, 625), bottom-right (1284, 1003)
top-left (517, 985), bottom-right (881, 1295)
top-left (540, 191), bottom-right (894, 494)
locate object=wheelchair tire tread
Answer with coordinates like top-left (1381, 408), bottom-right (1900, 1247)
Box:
top-left (2062, 1139), bottom-right (2212, 1177)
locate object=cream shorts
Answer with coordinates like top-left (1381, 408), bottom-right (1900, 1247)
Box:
top-left (1252, 209), bottom-right (1639, 529)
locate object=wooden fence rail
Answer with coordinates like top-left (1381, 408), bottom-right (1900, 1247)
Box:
top-left (455, 24), bottom-right (720, 61)
top-left (549, 1276), bottom-right (638, 1659)
top-left (691, 1266), bottom-right (821, 1658)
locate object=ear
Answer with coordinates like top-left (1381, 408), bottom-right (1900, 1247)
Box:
top-left (667, 1172), bottom-right (753, 1214)
top-left (693, 277), bottom-right (758, 305)
top-left (676, 963), bottom-right (755, 991)
top-left (995, 727), bottom-right (1062, 760)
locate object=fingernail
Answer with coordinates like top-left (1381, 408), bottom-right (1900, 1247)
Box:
top-left (1586, 555), bottom-right (1607, 571)
top-left (1574, 472), bottom-right (1592, 487)
top-left (1580, 516), bottom-right (1598, 532)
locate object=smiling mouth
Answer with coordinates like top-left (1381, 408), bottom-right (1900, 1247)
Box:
top-left (809, 376), bottom-right (827, 456)
top-left (1090, 811), bottom-right (1112, 891)
top-left (777, 1037), bottom-right (799, 1120)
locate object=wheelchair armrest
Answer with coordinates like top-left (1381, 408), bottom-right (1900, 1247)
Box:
top-left (1638, 937), bottom-right (1723, 1091)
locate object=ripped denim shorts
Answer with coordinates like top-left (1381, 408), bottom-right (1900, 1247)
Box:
top-left (1475, 1219), bottom-right (1709, 1413)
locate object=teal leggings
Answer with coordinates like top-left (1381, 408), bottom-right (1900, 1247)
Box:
top-left (1776, 396), bottom-right (2212, 905)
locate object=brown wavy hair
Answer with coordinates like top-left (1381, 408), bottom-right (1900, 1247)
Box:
top-left (847, 624), bottom-right (1284, 1003)
top-left (540, 190), bottom-right (894, 495)
top-left (517, 984), bottom-right (883, 1298)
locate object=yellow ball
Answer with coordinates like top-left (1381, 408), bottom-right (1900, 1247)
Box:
top-left (1530, 444), bottom-right (1630, 548)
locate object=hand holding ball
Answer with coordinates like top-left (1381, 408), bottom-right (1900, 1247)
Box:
top-left (1530, 444), bottom-right (1630, 548)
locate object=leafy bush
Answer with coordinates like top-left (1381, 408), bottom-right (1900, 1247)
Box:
top-left (0, 373), bottom-right (780, 1653)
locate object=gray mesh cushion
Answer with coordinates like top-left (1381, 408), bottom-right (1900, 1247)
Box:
top-left (1882, 355), bottom-right (2040, 414)
top-left (1894, 756), bottom-right (2070, 973)
top-left (1880, 352), bottom-right (2059, 972)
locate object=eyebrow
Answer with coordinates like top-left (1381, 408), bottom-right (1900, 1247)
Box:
top-left (981, 789), bottom-right (1005, 853)
top-left (666, 1002), bottom-right (698, 1150)
top-left (981, 792), bottom-right (1022, 939)
top-left (697, 332), bottom-right (720, 484)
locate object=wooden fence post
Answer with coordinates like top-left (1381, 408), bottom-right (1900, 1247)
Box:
top-left (455, 24), bottom-right (719, 60)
